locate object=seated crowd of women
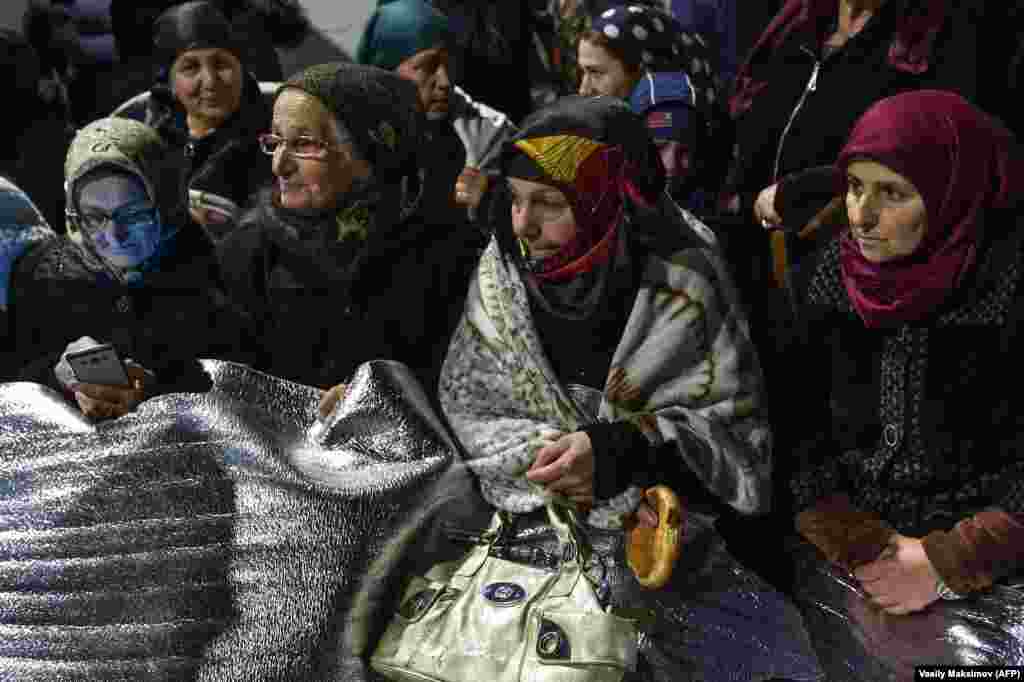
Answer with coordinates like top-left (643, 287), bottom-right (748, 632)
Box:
top-left (1, 0), bottom-right (1023, 679)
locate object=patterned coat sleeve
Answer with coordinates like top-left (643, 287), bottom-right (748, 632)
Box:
top-left (440, 240), bottom-right (772, 525)
top-left (599, 247), bottom-right (773, 515)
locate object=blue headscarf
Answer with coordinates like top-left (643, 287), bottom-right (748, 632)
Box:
top-left (356, 0), bottom-right (450, 71)
top-left (1, 177), bottom-right (53, 309)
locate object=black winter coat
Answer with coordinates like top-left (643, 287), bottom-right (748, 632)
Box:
top-left (3, 228), bottom-right (261, 395)
top-left (729, 0), bottom-right (1021, 214)
top-left (217, 190), bottom-right (484, 393)
top-left (419, 123), bottom-right (471, 234)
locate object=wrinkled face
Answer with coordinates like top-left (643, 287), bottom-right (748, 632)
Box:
top-left (846, 159), bottom-right (928, 263)
top-left (75, 171), bottom-right (160, 269)
top-left (396, 47), bottom-right (451, 119)
top-left (577, 39), bottom-right (638, 99)
top-left (270, 88), bottom-right (372, 211)
top-left (508, 176), bottom-right (577, 259)
top-left (171, 47), bottom-right (244, 130)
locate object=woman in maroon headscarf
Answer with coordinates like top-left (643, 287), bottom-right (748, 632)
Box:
top-left (787, 89), bottom-right (1024, 679)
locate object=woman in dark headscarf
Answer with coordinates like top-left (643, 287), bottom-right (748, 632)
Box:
top-left (135, 0), bottom-right (273, 248)
top-left (787, 90), bottom-right (1024, 679)
top-left (218, 62), bottom-right (482, 394)
top-left (437, 95), bottom-right (824, 681)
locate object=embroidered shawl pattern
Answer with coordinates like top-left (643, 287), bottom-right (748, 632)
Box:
top-left (439, 238), bottom-right (772, 528)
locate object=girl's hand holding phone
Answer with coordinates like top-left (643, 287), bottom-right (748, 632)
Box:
top-left (55, 337), bottom-right (154, 421)
top-left (71, 361), bottom-right (150, 421)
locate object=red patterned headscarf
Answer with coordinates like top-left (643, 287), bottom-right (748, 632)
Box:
top-left (509, 134), bottom-right (643, 282)
top-left (836, 90), bottom-right (1024, 327)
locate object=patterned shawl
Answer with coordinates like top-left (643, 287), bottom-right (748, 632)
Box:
top-left (439, 236), bottom-right (771, 528)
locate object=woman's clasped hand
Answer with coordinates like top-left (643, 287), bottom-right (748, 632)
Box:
top-left (526, 432), bottom-right (659, 527)
top-left (854, 535), bottom-right (942, 615)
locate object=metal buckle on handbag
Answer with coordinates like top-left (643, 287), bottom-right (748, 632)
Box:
top-left (536, 618), bottom-right (571, 660)
top-left (491, 544), bottom-right (561, 571)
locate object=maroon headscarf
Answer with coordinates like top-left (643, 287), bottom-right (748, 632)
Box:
top-left (730, 0), bottom-right (947, 119)
top-left (836, 90), bottom-right (1024, 328)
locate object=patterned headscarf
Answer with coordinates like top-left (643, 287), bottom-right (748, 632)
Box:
top-left (496, 95), bottom-right (708, 320)
top-left (837, 90), bottom-right (1024, 327)
top-left (64, 119), bottom-right (166, 230)
top-left (63, 118), bottom-right (173, 282)
top-left (502, 95), bottom-right (663, 282)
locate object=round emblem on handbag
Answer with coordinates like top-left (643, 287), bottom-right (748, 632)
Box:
top-left (482, 582), bottom-right (526, 606)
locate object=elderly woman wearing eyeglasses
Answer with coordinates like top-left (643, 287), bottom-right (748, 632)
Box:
top-left (217, 62), bottom-right (483, 395)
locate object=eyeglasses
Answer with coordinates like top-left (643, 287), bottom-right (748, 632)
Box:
top-left (66, 200), bottom-right (160, 233)
top-left (258, 133), bottom-right (336, 160)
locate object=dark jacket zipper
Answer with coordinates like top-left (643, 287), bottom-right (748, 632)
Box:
top-left (772, 46), bottom-right (822, 183)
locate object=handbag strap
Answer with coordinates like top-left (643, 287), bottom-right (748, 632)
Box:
top-left (544, 501), bottom-right (591, 567)
top-left (471, 503), bottom-right (590, 565)
top-left (450, 504), bottom-right (597, 598)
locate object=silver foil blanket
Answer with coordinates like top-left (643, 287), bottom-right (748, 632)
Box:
top-left (0, 360), bottom-right (476, 681)
top-left (790, 539), bottom-right (1024, 681)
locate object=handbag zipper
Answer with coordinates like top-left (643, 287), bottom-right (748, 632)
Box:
top-left (772, 49), bottom-right (821, 183)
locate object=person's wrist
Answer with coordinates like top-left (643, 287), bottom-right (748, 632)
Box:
top-left (922, 529), bottom-right (976, 598)
top-left (934, 575), bottom-right (969, 601)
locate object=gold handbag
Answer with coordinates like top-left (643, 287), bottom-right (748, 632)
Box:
top-left (370, 503), bottom-right (638, 682)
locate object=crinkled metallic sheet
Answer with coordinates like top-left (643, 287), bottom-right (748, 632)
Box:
top-left (414, 507), bottom-right (826, 682)
top-left (0, 359), bottom-right (475, 682)
top-left (0, 357), bottom-right (827, 682)
top-left (790, 538), bottom-right (1024, 681)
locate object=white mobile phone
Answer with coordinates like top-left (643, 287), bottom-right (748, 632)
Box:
top-left (66, 344), bottom-right (131, 387)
